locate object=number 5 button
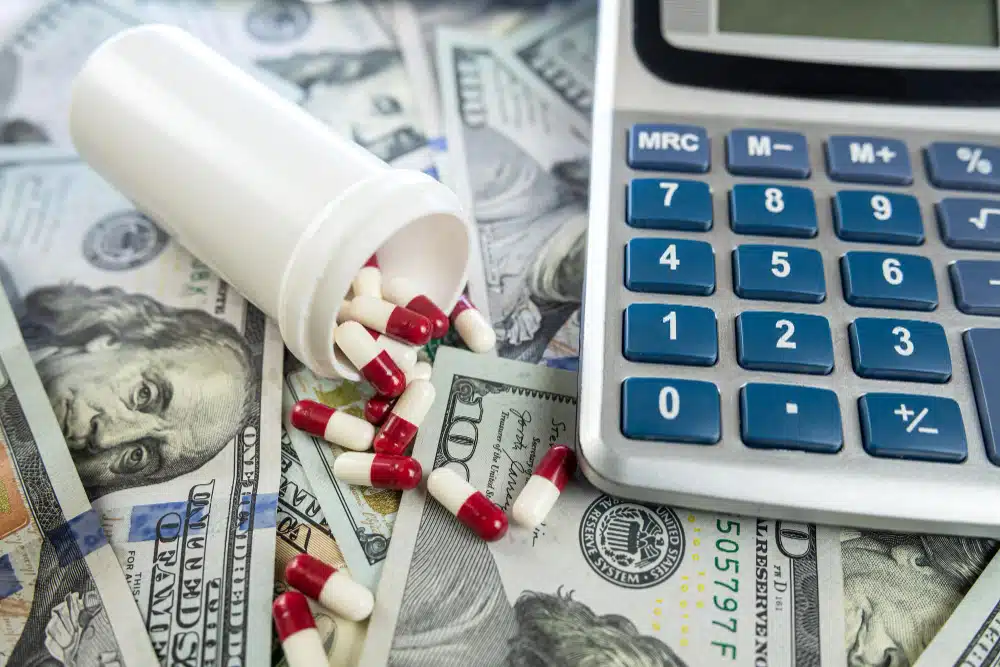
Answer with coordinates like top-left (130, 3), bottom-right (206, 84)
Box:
top-left (733, 245), bottom-right (825, 303)
top-left (621, 378), bottom-right (721, 444)
top-left (849, 318), bottom-right (951, 383)
top-left (841, 251), bottom-right (938, 311)
top-left (624, 304), bottom-right (718, 366)
top-left (736, 311), bottom-right (834, 374)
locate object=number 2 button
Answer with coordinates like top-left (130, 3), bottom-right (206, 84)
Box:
top-left (736, 311), bottom-right (834, 374)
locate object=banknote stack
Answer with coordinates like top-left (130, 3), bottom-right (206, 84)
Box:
top-left (0, 1), bottom-right (994, 666)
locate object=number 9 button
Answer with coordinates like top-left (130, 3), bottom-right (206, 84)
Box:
top-left (849, 318), bottom-right (951, 383)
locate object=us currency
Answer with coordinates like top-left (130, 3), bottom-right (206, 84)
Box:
top-left (0, 145), bottom-right (283, 666)
top-left (436, 31), bottom-right (589, 367)
top-left (504, 1), bottom-right (597, 116)
top-left (0, 285), bottom-right (158, 666)
top-left (0, 0), bottom-right (301, 149)
top-left (283, 361), bottom-right (396, 590)
top-left (131, 0), bottom-right (434, 172)
top-left (273, 427), bottom-right (366, 667)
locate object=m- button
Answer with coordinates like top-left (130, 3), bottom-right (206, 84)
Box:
top-left (628, 124), bottom-right (710, 173)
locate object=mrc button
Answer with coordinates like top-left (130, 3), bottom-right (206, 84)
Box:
top-left (628, 124), bottom-right (710, 173)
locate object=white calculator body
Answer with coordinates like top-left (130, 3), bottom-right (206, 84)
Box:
top-left (578, 0), bottom-right (1000, 537)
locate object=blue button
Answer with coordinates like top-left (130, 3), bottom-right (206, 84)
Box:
top-left (621, 378), bottom-right (720, 444)
top-left (833, 190), bottom-right (924, 245)
top-left (826, 136), bottom-right (912, 185)
top-left (859, 394), bottom-right (967, 463)
top-left (730, 184), bottom-right (817, 238)
top-left (627, 178), bottom-right (712, 231)
top-left (732, 245), bottom-right (825, 303)
top-left (964, 328), bottom-right (1000, 466)
top-left (925, 142), bottom-right (1000, 192)
top-left (936, 198), bottom-right (1000, 251)
top-left (740, 384), bottom-right (842, 453)
top-left (950, 260), bottom-right (1000, 316)
top-left (736, 311), bottom-right (834, 375)
top-left (841, 252), bottom-right (938, 311)
top-left (726, 129), bottom-right (810, 179)
top-left (625, 238), bottom-right (715, 295)
top-left (849, 318), bottom-right (951, 383)
top-left (623, 304), bottom-right (718, 366)
top-left (628, 124), bottom-right (709, 173)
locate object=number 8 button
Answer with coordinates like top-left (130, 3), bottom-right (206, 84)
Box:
top-left (849, 318), bottom-right (951, 383)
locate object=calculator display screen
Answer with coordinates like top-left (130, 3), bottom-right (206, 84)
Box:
top-left (717, 0), bottom-right (998, 47)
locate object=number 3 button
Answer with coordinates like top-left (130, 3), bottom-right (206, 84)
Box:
top-left (849, 318), bottom-right (951, 383)
top-left (621, 378), bottom-right (721, 444)
top-left (736, 311), bottom-right (834, 374)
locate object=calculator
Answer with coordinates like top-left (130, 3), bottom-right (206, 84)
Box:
top-left (578, 0), bottom-right (1000, 537)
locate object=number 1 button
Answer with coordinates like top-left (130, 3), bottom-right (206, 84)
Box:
top-left (624, 304), bottom-right (718, 366)
top-left (621, 378), bottom-right (720, 444)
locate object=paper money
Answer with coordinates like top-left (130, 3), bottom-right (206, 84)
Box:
top-left (283, 363), bottom-right (396, 590)
top-left (273, 426), bottom-right (366, 667)
top-left (436, 31), bottom-right (589, 366)
top-left (504, 1), bottom-right (597, 116)
top-left (0, 283), bottom-right (158, 666)
top-left (0, 145), bottom-right (283, 666)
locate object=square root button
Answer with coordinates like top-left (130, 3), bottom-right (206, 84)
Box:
top-left (826, 136), bottom-right (912, 185)
top-left (726, 129), bottom-right (810, 179)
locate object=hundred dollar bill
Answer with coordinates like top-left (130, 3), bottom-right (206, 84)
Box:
top-left (0, 145), bottom-right (283, 666)
top-left (273, 427), bottom-right (366, 667)
top-left (131, 0), bottom-right (433, 172)
top-left (0, 0), bottom-right (301, 149)
top-left (436, 31), bottom-right (589, 366)
top-left (504, 1), bottom-right (597, 116)
top-left (283, 363), bottom-right (395, 590)
top-left (360, 348), bottom-right (843, 667)
top-left (0, 284), bottom-right (158, 666)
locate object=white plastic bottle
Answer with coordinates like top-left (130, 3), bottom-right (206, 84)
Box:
top-left (67, 24), bottom-right (473, 380)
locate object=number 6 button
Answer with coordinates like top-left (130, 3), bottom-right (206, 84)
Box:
top-left (849, 318), bottom-right (951, 383)
top-left (841, 251), bottom-right (938, 311)
top-left (621, 378), bottom-right (721, 444)
top-left (736, 311), bottom-right (834, 374)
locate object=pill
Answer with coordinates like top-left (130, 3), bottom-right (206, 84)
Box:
top-left (510, 445), bottom-right (576, 528)
top-left (365, 327), bottom-right (418, 372)
top-left (383, 277), bottom-right (450, 339)
top-left (352, 254), bottom-right (382, 299)
top-left (334, 321), bottom-right (406, 397)
top-left (451, 294), bottom-right (495, 353)
top-left (337, 299), bottom-right (353, 324)
top-left (372, 380), bottom-right (435, 455)
top-left (405, 361), bottom-right (432, 384)
top-left (348, 296), bottom-right (432, 347)
top-left (290, 400), bottom-right (374, 451)
top-left (285, 553), bottom-right (374, 621)
top-left (334, 452), bottom-right (422, 490)
top-left (426, 467), bottom-right (508, 542)
top-left (364, 395), bottom-right (395, 424)
top-left (273, 592), bottom-right (327, 667)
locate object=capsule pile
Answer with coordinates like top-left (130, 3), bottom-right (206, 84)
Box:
top-left (281, 255), bottom-right (580, 645)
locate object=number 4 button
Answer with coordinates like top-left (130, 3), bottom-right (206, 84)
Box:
top-left (625, 238), bottom-right (716, 295)
top-left (849, 318), bottom-right (951, 383)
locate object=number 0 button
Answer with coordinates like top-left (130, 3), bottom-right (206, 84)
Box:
top-left (736, 311), bottom-right (834, 375)
top-left (621, 378), bottom-right (721, 444)
top-left (841, 251), bottom-right (938, 311)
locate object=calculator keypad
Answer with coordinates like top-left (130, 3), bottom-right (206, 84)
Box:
top-left (859, 394), bottom-right (967, 463)
top-left (725, 129), bottom-right (810, 179)
top-left (732, 245), bottom-right (825, 303)
top-left (729, 184), bottom-right (817, 237)
top-left (825, 136), bottom-right (913, 185)
top-left (627, 178), bottom-right (713, 231)
top-left (925, 142), bottom-right (1000, 192)
top-left (624, 238), bottom-right (715, 295)
top-left (950, 260), bottom-right (1000, 315)
top-left (621, 378), bottom-right (720, 444)
top-left (965, 329), bottom-right (1000, 465)
top-left (936, 198), bottom-right (1000, 250)
top-left (736, 311), bottom-right (834, 375)
top-left (740, 384), bottom-right (843, 453)
top-left (833, 190), bottom-right (924, 245)
top-left (841, 251), bottom-right (938, 311)
top-left (848, 318), bottom-right (951, 383)
top-left (623, 304), bottom-right (718, 366)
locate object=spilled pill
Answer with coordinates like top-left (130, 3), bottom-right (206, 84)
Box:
top-left (372, 380), bottom-right (435, 455)
top-left (352, 254), bottom-right (382, 299)
top-left (451, 294), bottom-right (495, 353)
top-left (335, 321), bottom-right (405, 397)
top-left (272, 592), bottom-right (327, 667)
top-left (334, 452), bottom-right (422, 490)
top-left (349, 296), bottom-right (432, 347)
top-left (511, 445), bottom-right (576, 528)
top-left (383, 277), bottom-right (450, 339)
top-left (290, 400), bottom-right (374, 451)
top-left (365, 326), bottom-right (417, 372)
top-left (426, 467), bottom-right (507, 542)
top-left (407, 361), bottom-right (432, 383)
top-left (285, 553), bottom-right (374, 621)
top-left (364, 395), bottom-right (395, 424)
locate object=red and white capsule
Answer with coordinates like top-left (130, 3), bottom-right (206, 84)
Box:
top-left (426, 467), bottom-right (508, 542)
top-left (290, 400), bottom-right (374, 451)
top-left (451, 294), bottom-right (495, 353)
top-left (364, 395), bottom-right (396, 424)
top-left (365, 327), bottom-right (417, 373)
top-left (511, 445), bottom-right (576, 528)
top-left (334, 452), bottom-right (422, 490)
top-left (383, 277), bottom-right (450, 339)
top-left (372, 380), bottom-right (435, 455)
top-left (348, 296), bottom-right (432, 346)
top-left (352, 254), bottom-right (382, 299)
top-left (405, 361), bottom-right (432, 384)
top-left (335, 321), bottom-right (406, 397)
top-left (273, 592), bottom-right (327, 667)
top-left (285, 553), bottom-right (374, 621)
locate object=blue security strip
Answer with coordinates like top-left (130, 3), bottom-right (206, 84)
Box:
top-left (427, 136), bottom-right (447, 151)
top-left (859, 393), bottom-right (967, 463)
top-left (627, 124), bottom-right (709, 173)
top-left (0, 554), bottom-right (20, 599)
top-left (725, 129), bottom-right (810, 178)
top-left (128, 494), bottom-right (279, 542)
top-left (833, 190), bottom-right (924, 245)
top-left (965, 329), bottom-right (1000, 466)
top-left (48, 508), bottom-right (108, 567)
top-left (740, 383), bottom-right (843, 454)
top-left (825, 136), bottom-right (912, 185)
top-left (936, 198), bottom-right (1000, 251)
top-left (627, 178), bottom-right (713, 231)
top-left (926, 142), bottom-right (1000, 192)
top-left (239, 492), bottom-right (278, 531)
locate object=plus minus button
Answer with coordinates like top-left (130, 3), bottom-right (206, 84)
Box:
top-left (876, 145), bottom-right (897, 163)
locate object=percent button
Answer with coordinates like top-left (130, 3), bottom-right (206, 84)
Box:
top-left (926, 142), bottom-right (1000, 193)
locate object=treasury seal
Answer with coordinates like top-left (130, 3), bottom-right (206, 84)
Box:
top-left (246, 0), bottom-right (311, 42)
top-left (82, 212), bottom-right (168, 271)
top-left (579, 495), bottom-right (684, 589)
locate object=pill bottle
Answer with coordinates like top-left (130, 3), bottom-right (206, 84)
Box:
top-left (68, 24), bottom-right (472, 380)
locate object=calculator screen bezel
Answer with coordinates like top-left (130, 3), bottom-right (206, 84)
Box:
top-left (634, 1), bottom-right (1000, 106)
